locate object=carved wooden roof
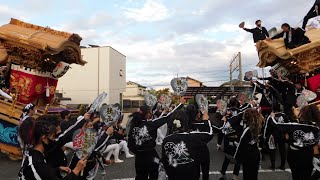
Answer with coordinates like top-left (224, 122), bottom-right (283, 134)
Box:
top-left (0, 18), bottom-right (86, 70)
top-left (257, 28), bottom-right (320, 74)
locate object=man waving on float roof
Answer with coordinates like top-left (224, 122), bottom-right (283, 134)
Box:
top-left (240, 20), bottom-right (269, 43)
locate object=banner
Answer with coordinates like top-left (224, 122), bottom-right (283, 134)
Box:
top-left (10, 65), bottom-right (58, 104)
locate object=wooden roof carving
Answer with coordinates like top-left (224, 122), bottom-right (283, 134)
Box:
top-left (0, 18), bottom-right (86, 69)
top-left (257, 28), bottom-right (320, 74)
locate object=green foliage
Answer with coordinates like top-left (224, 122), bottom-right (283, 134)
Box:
top-left (147, 88), bottom-right (171, 99)
top-left (188, 98), bottom-right (195, 105)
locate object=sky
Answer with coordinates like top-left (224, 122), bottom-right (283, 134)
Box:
top-left (0, 0), bottom-right (315, 89)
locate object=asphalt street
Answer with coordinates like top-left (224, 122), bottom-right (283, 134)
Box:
top-left (0, 136), bottom-right (293, 180)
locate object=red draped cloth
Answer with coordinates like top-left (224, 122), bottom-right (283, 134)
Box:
top-left (10, 66), bottom-right (58, 104)
top-left (307, 74), bottom-right (320, 100)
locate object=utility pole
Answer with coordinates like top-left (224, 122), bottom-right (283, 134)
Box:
top-left (229, 60), bottom-right (232, 84)
top-left (229, 52), bottom-right (242, 91)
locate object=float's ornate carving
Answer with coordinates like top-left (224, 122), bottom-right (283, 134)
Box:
top-left (257, 28), bottom-right (320, 74)
top-left (0, 18), bottom-right (86, 67)
top-left (9, 18), bottom-right (82, 44)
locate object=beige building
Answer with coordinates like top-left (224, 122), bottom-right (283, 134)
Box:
top-left (220, 79), bottom-right (252, 87)
top-left (56, 46), bottom-right (126, 106)
top-left (123, 81), bottom-right (147, 112)
top-left (186, 76), bottom-right (206, 87)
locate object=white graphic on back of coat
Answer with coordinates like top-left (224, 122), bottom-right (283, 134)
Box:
top-left (132, 126), bottom-right (152, 145)
top-left (164, 141), bottom-right (194, 168)
top-left (275, 116), bottom-right (284, 123)
top-left (293, 130), bottom-right (315, 147)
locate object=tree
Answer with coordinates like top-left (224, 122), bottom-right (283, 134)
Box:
top-left (155, 88), bottom-right (170, 99)
top-left (146, 88), bottom-right (157, 95)
top-left (188, 97), bottom-right (195, 105)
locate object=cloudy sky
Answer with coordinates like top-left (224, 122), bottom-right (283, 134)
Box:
top-left (0, 0), bottom-right (314, 88)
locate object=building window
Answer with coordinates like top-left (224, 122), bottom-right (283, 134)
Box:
top-left (123, 100), bottom-right (131, 109)
top-left (140, 100), bottom-right (145, 106)
top-left (132, 101), bottom-right (140, 108)
top-left (120, 69), bottom-right (123, 77)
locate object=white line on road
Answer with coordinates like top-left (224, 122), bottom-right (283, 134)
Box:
top-left (112, 168), bottom-right (292, 180)
top-left (208, 168), bottom-right (291, 175)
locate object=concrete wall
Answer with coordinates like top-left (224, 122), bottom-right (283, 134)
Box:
top-left (56, 47), bottom-right (126, 106)
top-left (108, 47), bottom-right (126, 104)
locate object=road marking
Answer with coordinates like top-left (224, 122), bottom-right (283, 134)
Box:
top-left (208, 168), bottom-right (291, 175)
top-left (112, 168), bottom-right (292, 180)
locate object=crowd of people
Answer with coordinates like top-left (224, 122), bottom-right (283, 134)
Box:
top-left (17, 105), bottom-right (135, 180)
top-left (1, 2), bottom-right (320, 180)
top-left (3, 68), bottom-right (317, 180)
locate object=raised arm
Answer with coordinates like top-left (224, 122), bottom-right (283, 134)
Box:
top-left (243, 27), bottom-right (255, 33)
top-left (271, 31), bottom-right (284, 39)
top-left (94, 127), bottom-right (113, 153)
top-left (150, 97), bottom-right (186, 128)
top-left (55, 113), bottom-right (90, 147)
top-left (254, 81), bottom-right (265, 94)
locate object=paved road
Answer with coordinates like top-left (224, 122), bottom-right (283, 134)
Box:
top-left (0, 136), bottom-right (293, 180)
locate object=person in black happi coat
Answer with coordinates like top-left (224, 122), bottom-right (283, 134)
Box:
top-left (162, 110), bottom-right (213, 180)
top-left (234, 108), bottom-right (264, 180)
top-left (263, 102), bottom-right (290, 170)
top-left (277, 105), bottom-right (320, 180)
top-left (188, 104), bottom-right (211, 180)
top-left (18, 117), bottom-right (88, 180)
top-left (242, 20), bottom-right (269, 43)
top-left (128, 98), bottom-right (185, 180)
top-left (215, 98), bottom-right (243, 180)
top-left (271, 23), bottom-right (310, 49)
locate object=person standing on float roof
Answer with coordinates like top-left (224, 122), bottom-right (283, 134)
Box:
top-left (242, 20), bottom-right (269, 43)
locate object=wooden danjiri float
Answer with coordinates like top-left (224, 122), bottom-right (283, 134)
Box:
top-left (256, 27), bottom-right (320, 112)
top-left (0, 18), bottom-right (86, 160)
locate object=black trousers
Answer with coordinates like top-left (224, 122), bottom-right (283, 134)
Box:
top-left (242, 150), bottom-right (260, 180)
top-left (313, 170), bottom-right (320, 180)
top-left (221, 156), bottom-right (241, 176)
top-left (200, 146), bottom-right (210, 180)
top-left (135, 149), bottom-right (159, 180)
top-left (287, 147), bottom-right (314, 180)
top-left (217, 132), bottom-right (224, 146)
top-left (303, 10), bottom-right (317, 29)
top-left (221, 137), bottom-right (240, 176)
top-left (270, 140), bottom-right (286, 168)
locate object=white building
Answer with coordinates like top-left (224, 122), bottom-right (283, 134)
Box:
top-left (56, 46), bottom-right (126, 106)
